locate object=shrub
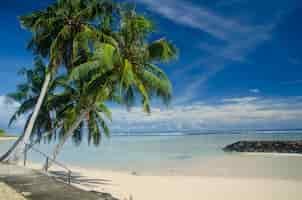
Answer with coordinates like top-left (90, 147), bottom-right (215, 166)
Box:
top-left (0, 129), bottom-right (5, 136)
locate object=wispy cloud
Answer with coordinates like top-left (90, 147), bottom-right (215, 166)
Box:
top-left (281, 80), bottom-right (302, 85)
top-left (249, 88), bottom-right (261, 94)
top-left (137, 0), bottom-right (270, 42)
top-left (137, 0), bottom-right (279, 103)
top-left (110, 96), bottom-right (302, 132)
top-left (215, 0), bottom-right (247, 8)
top-left (288, 57), bottom-right (302, 65)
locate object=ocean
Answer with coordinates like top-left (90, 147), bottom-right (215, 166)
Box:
top-left (1, 130), bottom-right (302, 175)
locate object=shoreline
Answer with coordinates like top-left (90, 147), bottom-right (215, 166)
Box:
top-left (27, 152), bottom-right (302, 200)
top-left (0, 137), bottom-right (17, 141)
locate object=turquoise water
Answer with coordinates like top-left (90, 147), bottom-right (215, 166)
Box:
top-left (1, 131), bottom-right (302, 172)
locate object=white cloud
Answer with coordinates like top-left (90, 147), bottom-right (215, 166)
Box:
top-left (0, 96), bottom-right (24, 133)
top-left (110, 96), bottom-right (302, 132)
top-left (2, 95), bottom-right (302, 134)
top-left (223, 96), bottom-right (258, 103)
top-left (249, 89), bottom-right (260, 94)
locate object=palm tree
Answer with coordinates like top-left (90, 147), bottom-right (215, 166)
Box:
top-left (45, 8), bottom-right (177, 166)
top-left (116, 9), bottom-right (177, 111)
top-left (71, 8), bottom-right (177, 112)
top-left (0, 58), bottom-right (65, 161)
top-left (44, 68), bottom-right (115, 170)
top-left (3, 0), bottom-right (117, 161)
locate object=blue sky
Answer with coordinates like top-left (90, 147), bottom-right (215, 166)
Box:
top-left (0, 0), bottom-right (302, 132)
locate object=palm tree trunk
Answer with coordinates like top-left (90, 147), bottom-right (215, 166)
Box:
top-left (44, 110), bottom-right (87, 170)
top-left (7, 73), bottom-right (52, 162)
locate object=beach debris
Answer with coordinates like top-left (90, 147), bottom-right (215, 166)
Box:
top-left (21, 191), bottom-right (32, 197)
top-left (131, 171), bottom-right (138, 176)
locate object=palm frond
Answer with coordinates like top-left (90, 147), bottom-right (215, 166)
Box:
top-left (147, 39), bottom-right (178, 62)
top-left (95, 112), bottom-right (110, 138)
top-left (69, 43), bottom-right (116, 81)
top-left (96, 103), bottom-right (112, 121)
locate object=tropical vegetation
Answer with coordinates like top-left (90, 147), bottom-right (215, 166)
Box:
top-left (0, 129), bottom-right (5, 137)
top-left (0, 0), bottom-right (177, 167)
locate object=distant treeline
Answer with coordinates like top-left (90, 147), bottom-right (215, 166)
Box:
top-left (111, 129), bottom-right (302, 137)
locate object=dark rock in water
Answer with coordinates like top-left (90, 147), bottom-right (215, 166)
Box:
top-left (223, 141), bottom-right (302, 154)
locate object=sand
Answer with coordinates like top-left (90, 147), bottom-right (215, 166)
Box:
top-left (0, 182), bottom-right (27, 200)
top-left (0, 137), bottom-right (17, 141)
top-left (69, 167), bottom-right (301, 200)
top-left (28, 153), bottom-right (302, 200)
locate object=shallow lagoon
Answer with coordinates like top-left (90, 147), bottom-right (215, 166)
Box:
top-left (1, 130), bottom-right (302, 178)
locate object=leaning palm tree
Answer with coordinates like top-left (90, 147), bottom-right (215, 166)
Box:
top-left (0, 58), bottom-right (65, 161)
top-left (3, 0), bottom-right (117, 161)
top-left (45, 8), bottom-right (177, 166)
top-left (43, 68), bottom-right (115, 170)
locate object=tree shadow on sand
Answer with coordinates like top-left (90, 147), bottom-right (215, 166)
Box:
top-left (49, 170), bottom-right (114, 187)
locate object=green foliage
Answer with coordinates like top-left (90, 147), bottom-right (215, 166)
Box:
top-left (53, 79), bottom-right (114, 146)
top-left (0, 129), bottom-right (5, 136)
top-left (69, 42), bottom-right (117, 81)
top-left (71, 7), bottom-right (178, 114)
top-left (116, 9), bottom-right (177, 111)
top-left (8, 57), bottom-right (66, 142)
top-left (11, 0), bottom-right (178, 148)
top-left (19, 0), bottom-right (117, 71)
top-left (147, 39), bottom-right (178, 62)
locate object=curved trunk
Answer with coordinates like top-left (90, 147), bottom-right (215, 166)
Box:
top-left (4, 73), bottom-right (52, 162)
top-left (44, 111), bottom-right (87, 171)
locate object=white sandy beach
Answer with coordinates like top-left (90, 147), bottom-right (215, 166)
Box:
top-left (71, 167), bottom-right (302, 200)
top-left (0, 137), bottom-right (17, 141)
top-left (3, 133), bottom-right (302, 200)
top-left (28, 153), bottom-right (302, 200)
